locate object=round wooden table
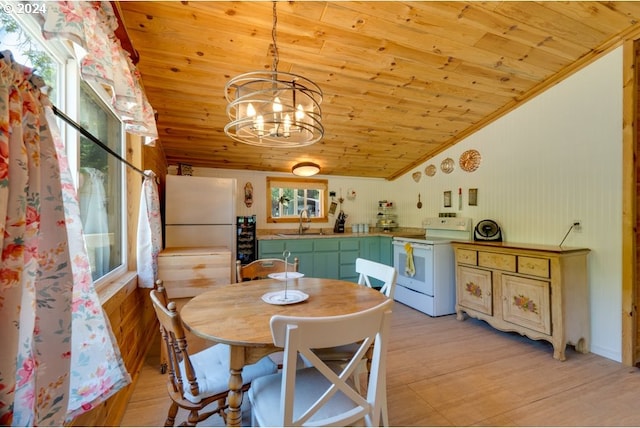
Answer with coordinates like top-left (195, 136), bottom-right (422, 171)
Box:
top-left (180, 277), bottom-right (389, 427)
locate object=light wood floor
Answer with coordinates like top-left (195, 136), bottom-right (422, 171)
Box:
top-left (121, 302), bottom-right (640, 427)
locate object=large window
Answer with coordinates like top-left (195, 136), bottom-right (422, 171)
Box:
top-left (267, 177), bottom-right (328, 223)
top-left (1, 12), bottom-right (126, 284)
top-left (78, 82), bottom-right (124, 280)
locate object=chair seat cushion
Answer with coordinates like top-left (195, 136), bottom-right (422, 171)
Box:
top-left (248, 367), bottom-right (364, 426)
top-left (181, 344), bottom-right (278, 403)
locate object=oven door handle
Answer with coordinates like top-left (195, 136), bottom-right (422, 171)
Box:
top-left (393, 241), bottom-right (433, 250)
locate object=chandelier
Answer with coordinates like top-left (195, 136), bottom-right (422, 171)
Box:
top-left (224, 2), bottom-right (324, 147)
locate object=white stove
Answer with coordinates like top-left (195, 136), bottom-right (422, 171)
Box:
top-left (392, 217), bottom-right (472, 316)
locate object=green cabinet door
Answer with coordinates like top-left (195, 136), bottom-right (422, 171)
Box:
top-left (379, 236), bottom-right (393, 265)
top-left (312, 239), bottom-right (340, 279)
top-left (360, 236), bottom-right (380, 262)
top-left (339, 239), bottom-right (360, 282)
top-left (258, 240), bottom-right (286, 259)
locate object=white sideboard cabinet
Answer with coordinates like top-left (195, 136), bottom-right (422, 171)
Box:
top-left (452, 241), bottom-right (590, 361)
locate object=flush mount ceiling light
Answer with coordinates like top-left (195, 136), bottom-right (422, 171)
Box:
top-left (292, 162), bottom-right (320, 177)
top-left (224, 2), bottom-right (323, 148)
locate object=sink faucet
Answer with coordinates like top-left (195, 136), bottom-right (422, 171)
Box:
top-left (299, 208), bottom-right (311, 234)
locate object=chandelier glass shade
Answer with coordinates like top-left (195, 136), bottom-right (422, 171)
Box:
top-left (224, 71), bottom-right (323, 147)
top-left (224, 1), bottom-right (323, 148)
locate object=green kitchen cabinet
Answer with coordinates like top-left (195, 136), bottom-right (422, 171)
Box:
top-left (258, 235), bottom-right (393, 283)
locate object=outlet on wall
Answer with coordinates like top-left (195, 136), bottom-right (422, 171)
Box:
top-left (573, 220), bottom-right (582, 233)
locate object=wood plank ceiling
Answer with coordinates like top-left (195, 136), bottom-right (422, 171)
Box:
top-left (118, 1), bottom-right (640, 180)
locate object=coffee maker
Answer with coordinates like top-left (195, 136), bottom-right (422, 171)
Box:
top-left (333, 210), bottom-right (347, 233)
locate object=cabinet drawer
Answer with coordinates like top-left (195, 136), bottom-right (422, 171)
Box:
top-left (314, 239), bottom-right (340, 252)
top-left (259, 240), bottom-right (285, 254)
top-left (158, 252), bottom-right (231, 299)
top-left (287, 240), bottom-right (314, 253)
top-left (456, 249), bottom-right (477, 265)
top-left (501, 274), bottom-right (551, 335)
top-left (479, 252), bottom-right (516, 272)
top-left (340, 239), bottom-right (360, 251)
top-left (518, 256), bottom-right (550, 278)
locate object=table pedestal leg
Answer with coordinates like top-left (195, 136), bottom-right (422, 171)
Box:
top-left (227, 345), bottom-right (245, 427)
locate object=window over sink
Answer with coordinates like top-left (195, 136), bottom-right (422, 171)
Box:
top-left (267, 177), bottom-right (328, 223)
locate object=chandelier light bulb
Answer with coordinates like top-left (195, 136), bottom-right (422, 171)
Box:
top-left (284, 114), bottom-right (291, 137)
top-left (256, 115), bottom-right (265, 136)
top-left (273, 97), bottom-right (282, 113)
top-left (247, 103), bottom-right (256, 117)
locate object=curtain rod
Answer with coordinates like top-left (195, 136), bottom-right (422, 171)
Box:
top-left (51, 104), bottom-right (153, 180)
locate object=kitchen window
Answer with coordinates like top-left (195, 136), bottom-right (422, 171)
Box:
top-left (267, 177), bottom-right (328, 223)
top-left (1, 12), bottom-right (127, 284)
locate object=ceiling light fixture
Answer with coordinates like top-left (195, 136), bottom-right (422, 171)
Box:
top-left (292, 162), bottom-right (320, 177)
top-left (224, 1), bottom-right (323, 148)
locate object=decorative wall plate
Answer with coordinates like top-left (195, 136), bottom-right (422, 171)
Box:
top-left (412, 171), bottom-right (422, 182)
top-left (440, 157), bottom-right (455, 174)
top-left (459, 149), bottom-right (481, 172)
top-left (425, 164), bottom-right (437, 177)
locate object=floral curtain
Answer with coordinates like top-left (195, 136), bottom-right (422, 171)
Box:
top-left (0, 52), bottom-right (130, 426)
top-left (40, 1), bottom-right (158, 143)
top-left (137, 171), bottom-right (162, 288)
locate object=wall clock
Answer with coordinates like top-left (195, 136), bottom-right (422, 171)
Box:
top-left (459, 149), bottom-right (481, 172)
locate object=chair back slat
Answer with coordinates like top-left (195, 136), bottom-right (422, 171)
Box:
top-left (236, 258), bottom-right (299, 282)
top-left (356, 258), bottom-right (398, 299)
top-left (150, 289), bottom-right (199, 398)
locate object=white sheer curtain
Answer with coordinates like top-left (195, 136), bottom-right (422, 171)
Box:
top-left (0, 52), bottom-right (130, 426)
top-left (137, 171), bottom-right (162, 288)
top-left (79, 167), bottom-right (110, 278)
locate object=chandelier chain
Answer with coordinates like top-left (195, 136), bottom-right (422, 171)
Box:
top-left (224, 0), bottom-right (323, 147)
top-left (272, 1), bottom-right (279, 73)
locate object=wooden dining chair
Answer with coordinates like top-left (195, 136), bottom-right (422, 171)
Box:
top-left (248, 299), bottom-right (393, 427)
top-left (235, 257), bottom-right (300, 282)
top-left (149, 288), bottom-right (278, 427)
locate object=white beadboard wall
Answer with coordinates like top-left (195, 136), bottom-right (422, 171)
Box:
top-left (178, 47), bottom-right (623, 362)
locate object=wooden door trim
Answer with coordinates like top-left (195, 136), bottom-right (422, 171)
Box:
top-left (621, 38), bottom-right (638, 366)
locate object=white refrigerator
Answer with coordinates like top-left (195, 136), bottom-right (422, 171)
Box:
top-left (164, 175), bottom-right (237, 254)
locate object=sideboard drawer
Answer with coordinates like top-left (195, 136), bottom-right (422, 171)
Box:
top-left (456, 249), bottom-right (477, 265)
top-left (478, 252), bottom-right (516, 272)
top-left (518, 256), bottom-right (550, 278)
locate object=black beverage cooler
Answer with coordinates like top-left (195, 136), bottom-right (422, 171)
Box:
top-left (236, 215), bottom-right (257, 265)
